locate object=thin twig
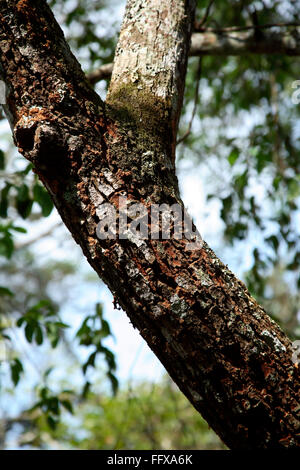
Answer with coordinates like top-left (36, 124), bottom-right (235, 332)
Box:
top-left (197, 0), bottom-right (215, 28)
top-left (177, 56), bottom-right (203, 146)
top-left (15, 221), bottom-right (62, 250)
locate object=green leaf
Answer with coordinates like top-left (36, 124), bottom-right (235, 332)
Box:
top-left (25, 322), bottom-right (35, 343)
top-left (0, 232), bottom-right (14, 258)
top-left (33, 183), bottom-right (53, 217)
top-left (40, 386), bottom-right (49, 401)
top-left (17, 184), bottom-right (30, 202)
top-left (234, 170), bottom-right (248, 199)
top-left (0, 286), bottom-right (13, 297)
top-left (82, 381), bottom-right (91, 399)
top-left (11, 226), bottom-right (27, 233)
top-left (44, 367), bottom-right (54, 378)
top-left (47, 415), bottom-right (58, 431)
top-left (18, 163), bottom-right (33, 176)
top-left (287, 176), bottom-right (300, 201)
top-left (82, 351), bottom-right (97, 374)
top-left (10, 358), bottom-right (24, 386)
top-left (107, 371), bottom-right (118, 396)
top-left (0, 183), bottom-right (12, 218)
top-left (220, 195), bottom-right (233, 223)
top-left (266, 235), bottom-right (279, 252)
top-left (16, 317), bottom-right (25, 327)
top-left (16, 184), bottom-right (33, 219)
top-left (228, 147), bottom-right (239, 166)
top-left (35, 324), bottom-right (44, 345)
top-left (95, 303), bottom-right (103, 317)
top-left (48, 396), bottom-right (60, 415)
top-left (54, 322), bottom-right (69, 329)
top-left (61, 400), bottom-right (73, 414)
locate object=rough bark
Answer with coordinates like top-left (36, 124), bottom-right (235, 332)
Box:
top-left (0, 0), bottom-right (299, 449)
top-left (88, 27), bottom-right (300, 85)
top-left (190, 27), bottom-right (300, 56)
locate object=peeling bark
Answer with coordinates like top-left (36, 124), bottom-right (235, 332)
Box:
top-left (0, 0), bottom-right (299, 449)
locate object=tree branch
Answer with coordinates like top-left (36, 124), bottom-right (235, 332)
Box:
top-left (194, 22), bottom-right (300, 33)
top-left (87, 27), bottom-right (300, 85)
top-left (106, 0), bottom-right (196, 163)
top-left (0, 0), bottom-right (299, 449)
top-left (190, 27), bottom-right (300, 56)
top-left (87, 62), bottom-right (114, 85)
top-left (15, 222), bottom-right (62, 250)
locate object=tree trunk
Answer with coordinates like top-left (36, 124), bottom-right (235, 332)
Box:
top-left (0, 0), bottom-right (299, 449)
top-left (88, 27), bottom-right (300, 85)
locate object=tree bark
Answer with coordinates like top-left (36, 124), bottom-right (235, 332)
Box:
top-left (0, 0), bottom-right (299, 449)
top-left (190, 27), bottom-right (300, 56)
top-left (88, 27), bottom-right (300, 85)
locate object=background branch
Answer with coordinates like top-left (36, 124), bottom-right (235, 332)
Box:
top-left (87, 27), bottom-right (300, 85)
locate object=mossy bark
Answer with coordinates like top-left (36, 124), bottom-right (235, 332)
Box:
top-left (0, 0), bottom-right (299, 449)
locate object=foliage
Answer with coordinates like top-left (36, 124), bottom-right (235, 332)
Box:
top-left (77, 303), bottom-right (118, 396)
top-left (3, 377), bottom-right (226, 450)
top-left (0, 243), bottom-right (118, 438)
top-left (0, 1), bottom-right (120, 442)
